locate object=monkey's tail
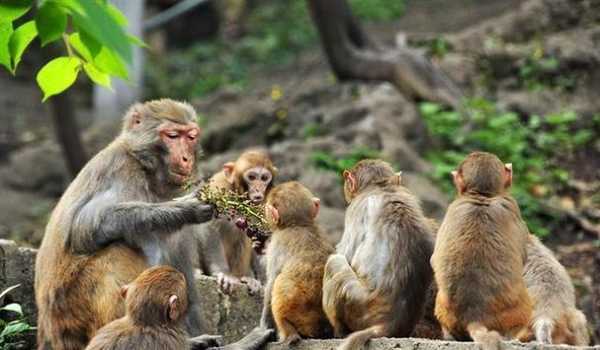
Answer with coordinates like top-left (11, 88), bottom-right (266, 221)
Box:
top-left (466, 322), bottom-right (502, 350)
top-left (566, 309), bottom-right (590, 346)
top-left (212, 327), bottom-right (275, 350)
top-left (532, 317), bottom-right (554, 344)
top-left (339, 325), bottom-right (385, 350)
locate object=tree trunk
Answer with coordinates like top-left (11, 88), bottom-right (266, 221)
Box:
top-left (307, 0), bottom-right (463, 109)
top-left (48, 90), bottom-right (87, 177)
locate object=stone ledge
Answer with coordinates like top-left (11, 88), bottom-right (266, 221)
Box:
top-left (266, 338), bottom-right (600, 350)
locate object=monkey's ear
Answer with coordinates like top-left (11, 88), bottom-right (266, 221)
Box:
top-left (452, 170), bottom-right (465, 194)
top-left (120, 285), bottom-right (129, 298)
top-left (223, 162), bottom-right (235, 182)
top-left (125, 110), bottom-right (143, 130)
top-left (167, 295), bottom-right (181, 321)
top-left (271, 165), bottom-right (279, 177)
top-left (504, 163), bottom-right (513, 188)
top-left (266, 204), bottom-right (279, 224)
top-left (312, 197), bottom-right (321, 218)
top-left (343, 170), bottom-right (357, 193)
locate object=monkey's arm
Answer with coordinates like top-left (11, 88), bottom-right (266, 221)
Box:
top-left (68, 192), bottom-right (214, 255)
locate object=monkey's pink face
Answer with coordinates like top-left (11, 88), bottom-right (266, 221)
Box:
top-left (158, 122), bottom-right (200, 184)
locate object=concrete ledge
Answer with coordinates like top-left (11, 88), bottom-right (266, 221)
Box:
top-left (266, 338), bottom-right (600, 350)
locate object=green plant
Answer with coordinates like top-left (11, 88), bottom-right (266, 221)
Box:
top-left (0, 0), bottom-right (142, 100)
top-left (311, 147), bottom-right (380, 175)
top-left (0, 285), bottom-right (35, 348)
top-left (349, 0), bottom-right (405, 21)
top-left (420, 99), bottom-right (594, 237)
top-left (301, 122), bottom-right (328, 139)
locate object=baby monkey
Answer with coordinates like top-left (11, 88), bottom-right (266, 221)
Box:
top-left (432, 152), bottom-right (532, 350)
top-left (260, 181), bottom-right (334, 344)
top-left (85, 265), bottom-right (192, 350)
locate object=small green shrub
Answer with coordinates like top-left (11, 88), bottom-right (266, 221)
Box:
top-left (301, 122), bottom-right (328, 139)
top-left (0, 285), bottom-right (35, 349)
top-left (420, 98), bottom-right (593, 237)
top-left (350, 0), bottom-right (405, 21)
top-left (311, 147), bottom-right (380, 175)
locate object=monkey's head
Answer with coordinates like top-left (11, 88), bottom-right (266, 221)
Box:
top-left (122, 99), bottom-right (201, 188)
top-left (265, 181), bottom-right (320, 229)
top-left (453, 152), bottom-right (512, 197)
top-left (223, 149), bottom-right (278, 204)
top-left (343, 159), bottom-right (402, 203)
top-left (121, 265), bottom-right (188, 326)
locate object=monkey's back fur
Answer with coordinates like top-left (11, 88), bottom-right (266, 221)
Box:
top-left (267, 225), bottom-right (334, 339)
top-left (84, 317), bottom-right (188, 350)
top-left (326, 184), bottom-right (434, 336)
top-left (522, 235), bottom-right (589, 345)
top-left (432, 194), bottom-right (532, 340)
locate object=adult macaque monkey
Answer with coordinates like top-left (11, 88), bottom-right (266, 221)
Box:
top-left (260, 182), bottom-right (334, 344)
top-left (35, 99), bottom-right (270, 350)
top-left (197, 150), bottom-right (277, 294)
top-left (322, 159), bottom-right (434, 350)
top-left (523, 235), bottom-right (589, 345)
top-left (432, 152), bottom-right (532, 350)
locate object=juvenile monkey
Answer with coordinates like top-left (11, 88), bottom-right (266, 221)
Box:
top-left (432, 152), bottom-right (532, 350)
top-left (85, 266), bottom-right (191, 350)
top-left (322, 159), bottom-right (434, 350)
top-left (196, 150), bottom-right (277, 294)
top-left (259, 181), bottom-right (334, 344)
top-left (522, 234), bottom-right (589, 345)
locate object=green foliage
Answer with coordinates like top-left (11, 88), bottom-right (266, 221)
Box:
top-left (420, 99), bottom-right (593, 237)
top-left (0, 0), bottom-right (142, 100)
top-left (518, 45), bottom-right (576, 92)
top-left (0, 285), bottom-right (35, 348)
top-left (350, 0), bottom-right (405, 21)
top-left (311, 147), bottom-right (380, 175)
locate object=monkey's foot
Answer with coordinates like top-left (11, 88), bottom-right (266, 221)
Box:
top-left (240, 277), bottom-right (263, 295)
top-left (189, 334), bottom-right (223, 350)
top-left (275, 333), bottom-right (301, 347)
top-left (217, 273), bottom-right (242, 294)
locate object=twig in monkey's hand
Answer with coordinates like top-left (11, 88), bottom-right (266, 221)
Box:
top-left (195, 185), bottom-right (271, 254)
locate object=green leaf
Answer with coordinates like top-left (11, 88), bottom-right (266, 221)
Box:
top-left (35, 1), bottom-right (67, 46)
top-left (69, 32), bottom-right (127, 79)
top-left (127, 34), bottom-right (147, 48)
top-left (67, 0), bottom-right (132, 63)
top-left (0, 0), bottom-right (32, 23)
top-left (83, 62), bottom-right (111, 88)
top-left (106, 3), bottom-right (128, 26)
top-left (0, 320), bottom-right (32, 338)
top-left (0, 22), bottom-right (13, 71)
top-left (1, 303), bottom-right (22, 315)
top-left (9, 20), bottom-right (37, 73)
top-left (36, 56), bottom-right (81, 101)
top-left (0, 284), bottom-right (20, 301)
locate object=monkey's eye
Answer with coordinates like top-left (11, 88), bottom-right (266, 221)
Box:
top-left (166, 132), bottom-right (178, 139)
top-left (188, 134), bottom-right (196, 141)
top-left (261, 174), bottom-right (270, 182)
top-left (248, 174), bottom-right (256, 181)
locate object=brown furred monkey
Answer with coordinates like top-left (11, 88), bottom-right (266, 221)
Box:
top-left (196, 150), bottom-right (277, 294)
top-left (522, 235), bottom-right (589, 345)
top-left (85, 266), bottom-right (191, 350)
top-left (322, 159), bottom-right (434, 350)
top-left (35, 100), bottom-right (268, 350)
top-left (259, 181), bottom-right (334, 345)
top-left (431, 152), bottom-right (532, 350)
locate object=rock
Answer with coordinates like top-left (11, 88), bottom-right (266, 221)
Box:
top-left (402, 172), bottom-right (449, 221)
top-left (196, 274), bottom-right (262, 344)
top-left (299, 169), bottom-right (345, 209)
top-left (266, 337), bottom-right (600, 350)
top-left (316, 206), bottom-right (345, 244)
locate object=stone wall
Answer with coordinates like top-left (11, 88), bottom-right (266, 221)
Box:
top-left (0, 240), bottom-right (597, 349)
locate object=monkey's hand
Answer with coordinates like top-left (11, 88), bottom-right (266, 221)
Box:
top-left (240, 277), bottom-right (263, 295)
top-left (216, 272), bottom-right (241, 295)
top-left (174, 197), bottom-right (216, 224)
top-left (189, 334), bottom-right (223, 350)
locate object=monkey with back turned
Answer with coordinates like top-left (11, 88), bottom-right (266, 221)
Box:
top-left (259, 181), bottom-right (334, 345)
top-left (322, 159), bottom-right (435, 350)
top-left (431, 152), bottom-right (532, 350)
